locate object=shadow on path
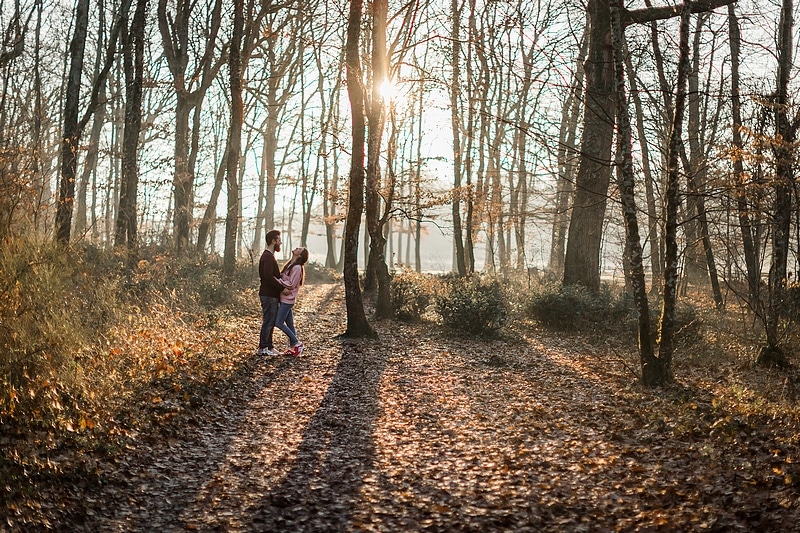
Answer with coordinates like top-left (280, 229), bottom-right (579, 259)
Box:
top-left (245, 340), bottom-right (387, 531)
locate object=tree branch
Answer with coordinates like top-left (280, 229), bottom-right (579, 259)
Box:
top-left (623, 0), bottom-right (736, 26)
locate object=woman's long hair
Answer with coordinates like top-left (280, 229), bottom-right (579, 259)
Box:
top-left (281, 248), bottom-right (309, 285)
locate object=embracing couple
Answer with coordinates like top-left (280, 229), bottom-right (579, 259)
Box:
top-left (257, 229), bottom-right (308, 357)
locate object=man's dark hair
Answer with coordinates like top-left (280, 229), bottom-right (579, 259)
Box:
top-left (266, 230), bottom-right (281, 246)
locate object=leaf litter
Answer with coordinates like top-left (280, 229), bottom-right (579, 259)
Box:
top-left (4, 282), bottom-right (800, 531)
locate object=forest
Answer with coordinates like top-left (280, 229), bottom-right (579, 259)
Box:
top-left (2, 0), bottom-right (800, 529)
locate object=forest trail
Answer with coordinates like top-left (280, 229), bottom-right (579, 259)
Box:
top-left (60, 283), bottom-right (799, 532)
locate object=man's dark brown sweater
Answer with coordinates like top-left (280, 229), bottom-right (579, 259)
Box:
top-left (259, 249), bottom-right (284, 298)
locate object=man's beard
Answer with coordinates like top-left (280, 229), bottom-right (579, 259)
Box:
top-left (274, 243), bottom-right (281, 253)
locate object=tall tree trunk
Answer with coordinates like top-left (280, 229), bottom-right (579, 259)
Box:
top-left (610, 0), bottom-right (656, 385)
top-left (158, 0), bottom-right (225, 252)
top-left (759, 0), bottom-right (795, 366)
top-left (549, 28), bottom-right (585, 275)
top-left (364, 0), bottom-right (388, 295)
top-left (55, 0), bottom-right (89, 243)
top-left (75, 1), bottom-right (105, 239)
top-left (115, 0), bottom-right (146, 255)
top-left (341, 0), bottom-right (376, 338)
top-left (684, 15), bottom-right (706, 286)
top-left (727, 4), bottom-right (760, 309)
top-left (563, 0), bottom-right (614, 290)
top-left (685, 15), bottom-right (724, 309)
top-left (364, 0), bottom-right (395, 318)
top-left (450, 0), bottom-right (466, 276)
top-left (656, 0), bottom-right (692, 378)
top-left (562, 0), bottom-right (737, 288)
top-left (624, 51), bottom-right (662, 293)
top-left (223, 0), bottom-right (244, 278)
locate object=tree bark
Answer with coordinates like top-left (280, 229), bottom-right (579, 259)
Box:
top-left (610, 0), bottom-right (657, 385)
top-left (727, 4), bottom-right (760, 308)
top-left (562, 0), bottom-right (737, 289)
top-left (563, 0), bottom-right (615, 290)
top-left (223, 0), bottom-right (244, 278)
top-left (656, 0), bottom-right (692, 379)
top-left (364, 0), bottom-right (388, 295)
top-left (450, 0), bottom-right (467, 276)
top-left (341, 0), bottom-right (376, 339)
top-left (55, 0), bottom-right (89, 243)
top-left (760, 0), bottom-right (794, 365)
top-left (114, 0), bottom-right (147, 256)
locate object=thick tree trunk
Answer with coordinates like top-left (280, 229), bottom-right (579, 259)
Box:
top-left (563, 0), bottom-right (614, 291)
top-left (364, 0), bottom-right (388, 296)
top-left (562, 0), bottom-right (737, 289)
top-left (341, 0), bottom-right (376, 339)
top-left (172, 97), bottom-right (193, 251)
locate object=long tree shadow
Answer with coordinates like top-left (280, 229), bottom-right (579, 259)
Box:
top-left (245, 339), bottom-right (387, 531)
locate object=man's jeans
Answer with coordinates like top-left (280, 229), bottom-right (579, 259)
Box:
top-left (276, 302), bottom-right (299, 346)
top-left (259, 295), bottom-right (280, 350)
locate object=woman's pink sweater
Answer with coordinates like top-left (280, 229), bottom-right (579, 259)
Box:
top-left (278, 265), bottom-right (303, 304)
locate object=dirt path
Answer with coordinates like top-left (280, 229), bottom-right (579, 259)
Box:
top-left (64, 283), bottom-right (799, 532)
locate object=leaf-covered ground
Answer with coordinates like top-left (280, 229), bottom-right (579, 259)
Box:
top-left (7, 282), bottom-right (800, 531)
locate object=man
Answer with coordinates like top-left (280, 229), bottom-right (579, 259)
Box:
top-left (257, 230), bottom-right (285, 355)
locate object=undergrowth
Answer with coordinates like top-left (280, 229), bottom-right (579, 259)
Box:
top-left (0, 237), bottom-right (258, 484)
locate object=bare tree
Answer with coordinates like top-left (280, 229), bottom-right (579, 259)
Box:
top-left (341, 0), bottom-right (376, 338)
top-left (222, 0), bottom-right (245, 277)
top-left (656, 0), bottom-right (692, 382)
top-left (55, 0), bottom-right (133, 243)
top-left (158, 0), bottom-right (226, 252)
top-left (610, 0), bottom-right (657, 385)
top-left (562, 0), bottom-right (737, 290)
top-left (758, 0), bottom-right (796, 367)
top-left (115, 0), bottom-right (147, 256)
top-left (449, 0), bottom-right (467, 276)
top-left (726, 4), bottom-right (759, 308)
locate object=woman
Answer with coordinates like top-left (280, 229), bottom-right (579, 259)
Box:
top-left (275, 247), bottom-right (309, 356)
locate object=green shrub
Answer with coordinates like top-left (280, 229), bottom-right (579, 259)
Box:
top-left (523, 281), bottom-right (703, 346)
top-left (524, 283), bottom-right (630, 331)
top-left (304, 261), bottom-right (338, 284)
top-left (434, 274), bottom-right (508, 336)
top-left (390, 270), bottom-right (435, 321)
